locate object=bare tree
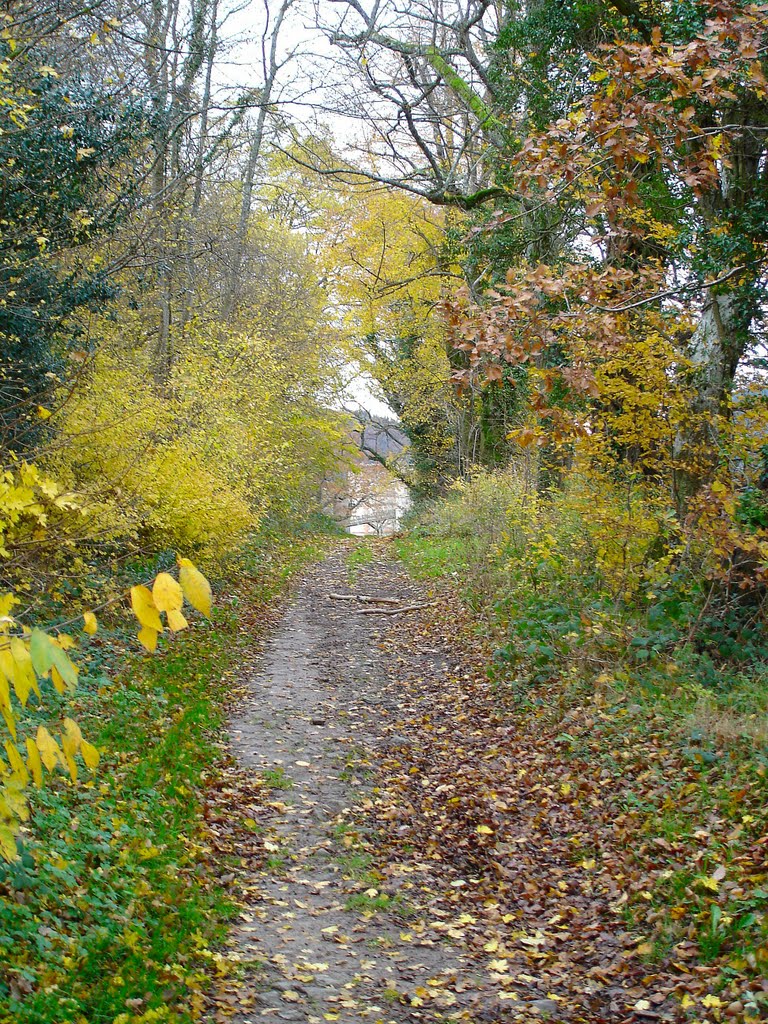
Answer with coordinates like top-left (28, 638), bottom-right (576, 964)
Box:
top-left (303, 0), bottom-right (508, 208)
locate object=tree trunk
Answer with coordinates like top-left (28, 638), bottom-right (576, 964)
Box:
top-left (672, 291), bottom-right (745, 512)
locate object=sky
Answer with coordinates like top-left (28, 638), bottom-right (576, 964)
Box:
top-left (214, 0), bottom-right (397, 420)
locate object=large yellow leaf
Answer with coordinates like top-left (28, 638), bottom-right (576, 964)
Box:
top-left (83, 611), bottom-right (98, 635)
top-left (137, 625), bottom-right (158, 653)
top-left (0, 820), bottom-right (17, 861)
top-left (0, 649), bottom-right (14, 687)
top-left (50, 665), bottom-right (66, 695)
top-left (130, 586), bottom-right (163, 632)
top-left (4, 741), bottom-right (28, 786)
top-left (152, 572), bottom-right (183, 614)
top-left (166, 608), bottom-right (188, 632)
top-left (36, 725), bottom-right (62, 772)
top-left (25, 737), bottom-right (42, 786)
top-left (63, 749), bottom-right (77, 783)
top-left (1, 781), bottom-right (28, 823)
top-left (61, 719), bottom-right (82, 783)
top-left (178, 559), bottom-right (212, 618)
top-left (62, 718), bottom-right (83, 747)
top-left (1, 702), bottom-right (16, 741)
top-left (80, 740), bottom-right (99, 770)
top-left (10, 637), bottom-right (39, 705)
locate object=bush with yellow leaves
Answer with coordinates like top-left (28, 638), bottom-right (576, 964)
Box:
top-left (47, 317), bottom-right (348, 565)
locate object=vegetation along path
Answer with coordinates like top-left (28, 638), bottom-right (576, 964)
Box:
top-left (204, 544), bottom-right (767, 1024)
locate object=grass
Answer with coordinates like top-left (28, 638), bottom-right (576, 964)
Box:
top-left (0, 522), bottom-right (336, 1024)
top-left (345, 891), bottom-right (392, 914)
top-left (261, 767), bottom-right (293, 790)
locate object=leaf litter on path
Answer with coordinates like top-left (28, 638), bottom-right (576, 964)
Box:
top-left (205, 546), bottom-right (767, 1024)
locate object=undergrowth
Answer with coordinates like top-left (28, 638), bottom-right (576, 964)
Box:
top-left (0, 519), bottom-right (337, 1024)
top-left (395, 470), bottom-right (768, 1004)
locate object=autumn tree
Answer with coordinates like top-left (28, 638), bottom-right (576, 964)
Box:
top-left (449, 1), bottom-right (768, 507)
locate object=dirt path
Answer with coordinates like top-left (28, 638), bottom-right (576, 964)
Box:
top-left (206, 547), bottom-right (526, 1024)
top-left (203, 545), bottom-right (768, 1024)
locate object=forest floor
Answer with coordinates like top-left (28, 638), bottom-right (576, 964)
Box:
top-left (203, 544), bottom-right (765, 1024)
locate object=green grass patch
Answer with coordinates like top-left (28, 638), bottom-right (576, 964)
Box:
top-left (261, 767), bottom-right (293, 790)
top-left (394, 531), bottom-right (470, 580)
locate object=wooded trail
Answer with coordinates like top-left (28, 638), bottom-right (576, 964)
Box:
top-left (206, 548), bottom-right (495, 1023)
top-left (202, 548), bottom-right (626, 1019)
top-left (202, 547), bottom-right (693, 1024)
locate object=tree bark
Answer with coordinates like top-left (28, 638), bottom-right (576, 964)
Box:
top-left (672, 291), bottom-right (746, 512)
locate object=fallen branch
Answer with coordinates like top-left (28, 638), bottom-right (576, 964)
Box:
top-left (357, 601), bottom-right (437, 615)
top-left (329, 593), bottom-right (402, 605)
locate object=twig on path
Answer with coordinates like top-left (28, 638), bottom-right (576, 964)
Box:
top-left (329, 593), bottom-right (402, 605)
top-left (357, 601), bottom-right (437, 615)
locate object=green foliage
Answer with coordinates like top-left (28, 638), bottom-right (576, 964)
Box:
top-left (0, 47), bottom-right (147, 440)
top-left (0, 614), bottom-right (232, 1022)
top-left (399, 468), bottom-right (768, 722)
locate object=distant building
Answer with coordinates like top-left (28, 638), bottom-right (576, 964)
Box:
top-left (323, 415), bottom-right (412, 536)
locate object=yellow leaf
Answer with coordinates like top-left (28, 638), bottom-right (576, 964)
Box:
top-left (152, 572), bottom-right (184, 614)
top-left (63, 749), bottom-right (78, 783)
top-left (10, 637), bottom-right (39, 705)
top-left (1, 702), bottom-right (16, 742)
top-left (36, 726), bottom-right (62, 772)
top-left (0, 821), bottom-right (17, 861)
top-left (62, 718), bottom-right (82, 753)
top-left (83, 611), bottom-right (98, 635)
top-left (130, 586), bottom-right (163, 631)
top-left (36, 405), bottom-right (52, 419)
top-left (51, 665), bottom-right (66, 695)
top-left (25, 737), bottom-right (42, 786)
top-left (166, 608), bottom-right (188, 632)
top-left (4, 741), bottom-right (28, 786)
top-left (80, 739), bottom-right (99, 770)
top-left (137, 626), bottom-right (158, 653)
top-left (476, 824), bottom-right (493, 835)
top-left (178, 558), bottom-right (212, 617)
top-left (0, 782), bottom-right (28, 823)
top-left (488, 958), bottom-right (509, 972)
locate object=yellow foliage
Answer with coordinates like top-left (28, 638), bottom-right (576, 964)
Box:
top-left (48, 317), bottom-right (347, 563)
top-left (178, 559), bottom-right (211, 618)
